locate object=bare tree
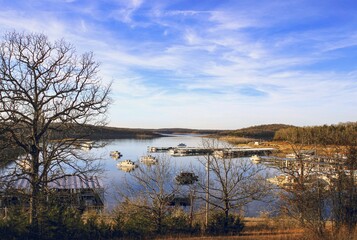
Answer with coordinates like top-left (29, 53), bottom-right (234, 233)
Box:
top-left (326, 128), bottom-right (357, 237)
top-left (273, 124), bottom-right (357, 239)
top-left (197, 139), bottom-right (270, 233)
top-left (0, 31), bottom-right (110, 234)
top-left (276, 154), bottom-right (329, 238)
top-left (117, 156), bottom-right (179, 234)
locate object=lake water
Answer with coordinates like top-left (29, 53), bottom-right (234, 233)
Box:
top-left (89, 135), bottom-right (278, 216)
top-left (90, 135), bottom-right (206, 207)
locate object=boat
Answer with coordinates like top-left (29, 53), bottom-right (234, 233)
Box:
top-left (110, 151), bottom-right (122, 159)
top-left (117, 159), bottom-right (137, 168)
top-left (250, 155), bottom-right (262, 163)
top-left (140, 155), bottom-right (157, 164)
top-left (81, 141), bottom-right (93, 150)
top-left (175, 172), bottom-right (198, 185)
top-left (177, 143), bottom-right (187, 148)
top-left (286, 153), bottom-right (296, 159)
top-left (267, 175), bottom-right (294, 186)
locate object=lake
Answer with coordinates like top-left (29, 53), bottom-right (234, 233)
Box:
top-left (89, 134), bottom-right (279, 216)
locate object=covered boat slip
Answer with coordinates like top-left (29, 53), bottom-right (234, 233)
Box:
top-left (0, 175), bottom-right (104, 213)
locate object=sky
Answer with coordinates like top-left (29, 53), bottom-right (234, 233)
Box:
top-left (0, 0), bottom-right (356, 129)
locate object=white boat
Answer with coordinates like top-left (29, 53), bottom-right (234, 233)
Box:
top-left (286, 153), bottom-right (296, 159)
top-left (250, 155), bottom-right (261, 163)
top-left (117, 159), bottom-right (137, 168)
top-left (140, 155), bottom-right (157, 164)
top-left (110, 151), bottom-right (122, 158)
top-left (77, 140), bottom-right (93, 150)
top-left (267, 175), bottom-right (298, 188)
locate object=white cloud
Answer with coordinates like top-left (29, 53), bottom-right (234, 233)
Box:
top-left (0, 0), bottom-right (356, 128)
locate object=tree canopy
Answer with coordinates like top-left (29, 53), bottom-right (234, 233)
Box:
top-left (0, 31), bottom-right (111, 235)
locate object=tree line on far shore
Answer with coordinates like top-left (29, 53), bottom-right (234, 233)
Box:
top-left (273, 122), bottom-right (357, 145)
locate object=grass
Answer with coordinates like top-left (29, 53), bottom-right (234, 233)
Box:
top-left (156, 217), bottom-right (305, 240)
top-left (157, 217), bottom-right (357, 240)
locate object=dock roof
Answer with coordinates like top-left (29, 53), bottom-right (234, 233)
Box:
top-left (0, 175), bottom-right (103, 191)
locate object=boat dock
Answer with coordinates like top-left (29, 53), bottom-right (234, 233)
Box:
top-left (148, 146), bottom-right (174, 152)
top-left (148, 146), bottom-right (276, 157)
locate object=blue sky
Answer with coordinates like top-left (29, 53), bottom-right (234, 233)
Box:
top-left (1, 0), bottom-right (356, 129)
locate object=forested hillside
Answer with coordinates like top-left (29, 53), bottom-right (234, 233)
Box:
top-left (156, 128), bottom-right (222, 135)
top-left (274, 122), bottom-right (357, 144)
top-left (217, 124), bottom-right (293, 140)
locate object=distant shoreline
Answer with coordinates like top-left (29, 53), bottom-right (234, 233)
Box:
top-left (49, 123), bottom-right (294, 141)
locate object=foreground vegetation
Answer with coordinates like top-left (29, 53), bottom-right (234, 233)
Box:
top-left (1, 207), bottom-right (355, 240)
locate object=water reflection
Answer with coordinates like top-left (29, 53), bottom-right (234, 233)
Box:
top-left (116, 159), bottom-right (138, 170)
top-left (117, 165), bottom-right (137, 173)
top-left (93, 135), bottom-right (208, 209)
top-left (92, 135), bottom-right (279, 216)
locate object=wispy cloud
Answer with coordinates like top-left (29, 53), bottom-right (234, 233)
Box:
top-left (0, 0), bottom-right (356, 128)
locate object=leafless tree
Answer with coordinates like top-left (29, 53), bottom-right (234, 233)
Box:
top-left (0, 31), bottom-right (110, 234)
top-left (276, 154), bottom-right (329, 238)
top-left (327, 131), bottom-right (357, 238)
top-left (117, 156), bottom-right (179, 234)
top-left (274, 124), bottom-right (357, 239)
top-left (197, 139), bottom-right (271, 233)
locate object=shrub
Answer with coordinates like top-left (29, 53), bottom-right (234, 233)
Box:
top-left (164, 209), bottom-right (200, 235)
top-left (0, 208), bottom-right (29, 239)
top-left (206, 212), bottom-right (244, 235)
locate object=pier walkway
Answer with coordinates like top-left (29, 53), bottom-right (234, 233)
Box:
top-left (148, 146), bottom-right (276, 157)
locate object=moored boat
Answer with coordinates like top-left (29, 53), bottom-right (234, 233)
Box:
top-left (117, 159), bottom-right (137, 168)
top-left (140, 155), bottom-right (157, 164)
top-left (175, 172), bottom-right (198, 185)
top-left (250, 155), bottom-right (262, 163)
top-left (110, 151), bottom-right (122, 159)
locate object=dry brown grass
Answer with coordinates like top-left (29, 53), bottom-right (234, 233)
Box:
top-left (156, 217), bottom-right (305, 240)
top-left (218, 136), bottom-right (255, 145)
top-left (157, 217), bottom-right (357, 240)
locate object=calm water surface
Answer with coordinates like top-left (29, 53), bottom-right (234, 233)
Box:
top-left (90, 135), bottom-right (277, 216)
top-left (92, 135), bottom-right (207, 209)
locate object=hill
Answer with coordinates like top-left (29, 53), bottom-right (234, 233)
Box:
top-left (217, 124), bottom-right (294, 141)
top-left (51, 125), bottom-right (223, 140)
top-left (78, 124), bottom-right (292, 140)
top-left (156, 128), bottom-right (222, 135)
top-left (49, 124), bottom-right (293, 140)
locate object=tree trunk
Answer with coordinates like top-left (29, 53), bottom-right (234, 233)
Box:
top-left (29, 147), bottom-right (41, 239)
top-left (224, 207), bottom-right (229, 234)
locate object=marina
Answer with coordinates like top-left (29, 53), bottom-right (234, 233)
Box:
top-left (149, 145), bottom-right (276, 157)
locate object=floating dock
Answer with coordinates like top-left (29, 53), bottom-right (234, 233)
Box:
top-left (148, 146), bottom-right (276, 157)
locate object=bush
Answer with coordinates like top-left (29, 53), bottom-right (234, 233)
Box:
top-left (206, 212), bottom-right (244, 235)
top-left (113, 205), bottom-right (155, 239)
top-left (0, 208), bottom-right (29, 239)
top-left (37, 206), bottom-right (84, 239)
top-left (0, 206), bottom-right (114, 240)
top-left (164, 210), bottom-right (200, 235)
